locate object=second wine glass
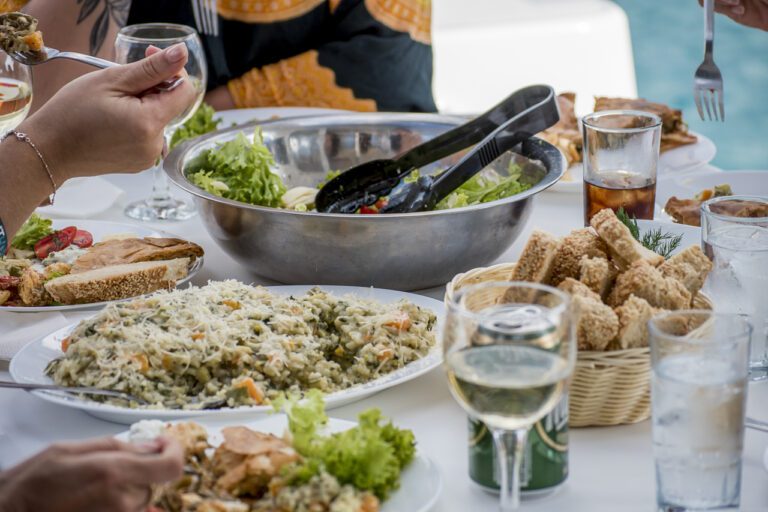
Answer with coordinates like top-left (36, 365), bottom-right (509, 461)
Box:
top-left (115, 23), bottom-right (206, 221)
top-left (444, 282), bottom-right (575, 511)
top-left (0, 51), bottom-right (32, 135)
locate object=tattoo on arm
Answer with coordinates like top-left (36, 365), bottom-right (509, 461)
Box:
top-left (76, 0), bottom-right (131, 55)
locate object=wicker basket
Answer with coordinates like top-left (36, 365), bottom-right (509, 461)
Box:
top-left (445, 262), bottom-right (712, 428)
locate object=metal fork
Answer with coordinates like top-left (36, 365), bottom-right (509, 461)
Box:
top-left (191, 0), bottom-right (219, 37)
top-left (0, 380), bottom-right (149, 405)
top-left (7, 46), bottom-right (184, 92)
top-left (693, 0), bottom-right (725, 121)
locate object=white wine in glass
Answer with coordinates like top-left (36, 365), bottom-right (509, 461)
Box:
top-left (444, 283), bottom-right (575, 511)
top-left (0, 53), bottom-right (32, 135)
top-left (115, 23), bottom-right (207, 221)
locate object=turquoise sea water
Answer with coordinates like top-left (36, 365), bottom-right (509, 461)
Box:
top-left (613, 0), bottom-right (768, 170)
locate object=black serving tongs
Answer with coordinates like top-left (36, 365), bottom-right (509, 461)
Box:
top-left (315, 85), bottom-right (559, 213)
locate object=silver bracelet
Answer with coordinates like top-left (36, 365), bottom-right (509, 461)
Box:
top-left (1, 130), bottom-right (57, 205)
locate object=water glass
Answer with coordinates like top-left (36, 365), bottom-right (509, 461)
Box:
top-left (701, 195), bottom-right (768, 381)
top-left (0, 51), bottom-right (32, 135)
top-left (649, 311), bottom-right (751, 512)
top-left (444, 282), bottom-right (575, 511)
top-left (582, 110), bottom-right (662, 224)
top-left (115, 23), bottom-right (206, 221)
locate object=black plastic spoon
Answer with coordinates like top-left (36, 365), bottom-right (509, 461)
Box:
top-left (315, 85), bottom-right (559, 214)
top-left (379, 86), bottom-right (559, 213)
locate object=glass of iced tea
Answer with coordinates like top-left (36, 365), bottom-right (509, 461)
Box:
top-left (582, 110), bottom-right (662, 225)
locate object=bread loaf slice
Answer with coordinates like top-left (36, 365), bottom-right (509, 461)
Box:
top-left (44, 258), bottom-right (189, 305)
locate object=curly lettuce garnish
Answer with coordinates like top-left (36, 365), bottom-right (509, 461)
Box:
top-left (187, 129), bottom-right (287, 208)
top-left (170, 103), bottom-right (221, 150)
top-left (274, 390), bottom-right (416, 500)
top-left (11, 213), bottom-right (53, 251)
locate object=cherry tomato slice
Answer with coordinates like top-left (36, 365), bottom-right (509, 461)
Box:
top-left (359, 205), bottom-right (380, 214)
top-left (34, 226), bottom-right (76, 259)
top-left (72, 230), bottom-right (93, 248)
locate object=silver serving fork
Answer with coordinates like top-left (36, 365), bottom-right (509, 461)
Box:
top-left (7, 46), bottom-right (184, 92)
top-left (693, 0), bottom-right (725, 121)
top-left (191, 0), bottom-right (219, 37)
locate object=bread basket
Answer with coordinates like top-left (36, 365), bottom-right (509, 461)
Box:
top-left (445, 262), bottom-right (712, 428)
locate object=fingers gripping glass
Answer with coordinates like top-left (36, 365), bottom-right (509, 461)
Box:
top-left (115, 23), bottom-right (207, 221)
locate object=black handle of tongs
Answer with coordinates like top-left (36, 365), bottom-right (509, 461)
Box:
top-left (392, 85), bottom-right (558, 177)
top-left (422, 86), bottom-right (559, 210)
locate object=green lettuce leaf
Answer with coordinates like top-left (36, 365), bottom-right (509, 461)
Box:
top-left (276, 390), bottom-right (415, 499)
top-left (435, 163), bottom-right (531, 210)
top-left (188, 129), bottom-right (287, 207)
top-left (170, 103), bottom-right (221, 150)
top-left (11, 213), bottom-right (53, 250)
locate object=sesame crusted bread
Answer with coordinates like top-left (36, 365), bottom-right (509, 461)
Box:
top-left (589, 209), bottom-right (664, 270)
top-left (579, 256), bottom-right (617, 299)
top-left (45, 258), bottom-right (189, 305)
top-left (549, 229), bottom-right (608, 285)
top-left (511, 230), bottom-right (560, 284)
top-left (659, 246), bottom-right (713, 296)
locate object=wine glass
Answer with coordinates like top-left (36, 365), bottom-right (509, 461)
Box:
top-left (444, 282), bottom-right (575, 511)
top-left (115, 23), bottom-right (206, 221)
top-left (0, 51), bottom-right (32, 135)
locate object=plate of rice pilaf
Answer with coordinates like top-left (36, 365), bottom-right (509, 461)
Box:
top-left (10, 282), bottom-right (443, 424)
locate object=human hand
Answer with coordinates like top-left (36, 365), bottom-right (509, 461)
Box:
top-left (0, 436), bottom-right (183, 512)
top-left (18, 43), bottom-right (197, 183)
top-left (700, 0), bottom-right (768, 31)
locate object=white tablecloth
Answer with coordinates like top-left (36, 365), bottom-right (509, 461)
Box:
top-left (1, 169), bottom-right (767, 511)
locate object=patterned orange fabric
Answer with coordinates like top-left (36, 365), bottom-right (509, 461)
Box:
top-left (365, 0), bottom-right (431, 44)
top-left (227, 50), bottom-right (377, 111)
top-left (218, 0), bottom-right (325, 23)
top-left (0, 0), bottom-right (28, 13)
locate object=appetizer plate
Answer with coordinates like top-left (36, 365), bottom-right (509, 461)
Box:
top-left (635, 219), bottom-right (701, 254)
top-left (2, 219), bottom-right (203, 313)
top-left (115, 415), bottom-right (442, 512)
top-left (655, 170), bottom-right (768, 218)
top-left (10, 285), bottom-right (444, 424)
top-left (215, 107), bottom-right (346, 127)
top-left (548, 132), bottom-right (717, 194)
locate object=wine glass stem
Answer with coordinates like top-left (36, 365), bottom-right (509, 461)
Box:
top-left (491, 427), bottom-right (529, 511)
top-left (148, 132), bottom-right (173, 207)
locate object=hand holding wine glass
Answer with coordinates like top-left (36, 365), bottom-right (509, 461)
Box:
top-left (115, 23), bottom-right (207, 222)
top-left (444, 282), bottom-right (575, 511)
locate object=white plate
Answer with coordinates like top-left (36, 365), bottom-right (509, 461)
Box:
top-left (655, 170), bottom-right (768, 217)
top-left (9, 285), bottom-right (444, 424)
top-left (2, 219), bottom-right (203, 313)
top-left (635, 219), bottom-right (701, 254)
top-left (215, 107), bottom-right (346, 127)
top-left (547, 132), bottom-right (717, 194)
top-left (116, 415), bottom-right (441, 512)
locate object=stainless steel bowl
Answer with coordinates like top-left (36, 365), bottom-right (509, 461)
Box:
top-left (165, 113), bottom-right (565, 290)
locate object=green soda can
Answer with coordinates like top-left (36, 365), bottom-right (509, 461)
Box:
top-left (468, 394), bottom-right (568, 495)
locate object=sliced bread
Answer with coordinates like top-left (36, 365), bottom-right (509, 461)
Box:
top-left (45, 258), bottom-right (189, 305)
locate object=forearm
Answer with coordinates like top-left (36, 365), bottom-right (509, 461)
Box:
top-left (0, 118), bottom-right (67, 237)
top-left (23, 0), bottom-right (130, 112)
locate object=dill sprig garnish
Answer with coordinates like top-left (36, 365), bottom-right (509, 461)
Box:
top-left (616, 208), bottom-right (683, 259)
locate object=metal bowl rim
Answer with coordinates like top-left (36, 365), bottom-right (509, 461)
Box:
top-left (164, 112), bottom-right (566, 219)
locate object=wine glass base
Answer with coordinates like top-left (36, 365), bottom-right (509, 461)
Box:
top-left (124, 198), bottom-right (196, 221)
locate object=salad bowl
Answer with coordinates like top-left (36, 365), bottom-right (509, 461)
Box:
top-left (165, 113), bottom-right (565, 290)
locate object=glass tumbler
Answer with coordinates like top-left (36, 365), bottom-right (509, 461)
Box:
top-left (649, 310), bottom-right (751, 512)
top-left (701, 194), bottom-right (768, 380)
top-left (582, 110), bottom-right (662, 225)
